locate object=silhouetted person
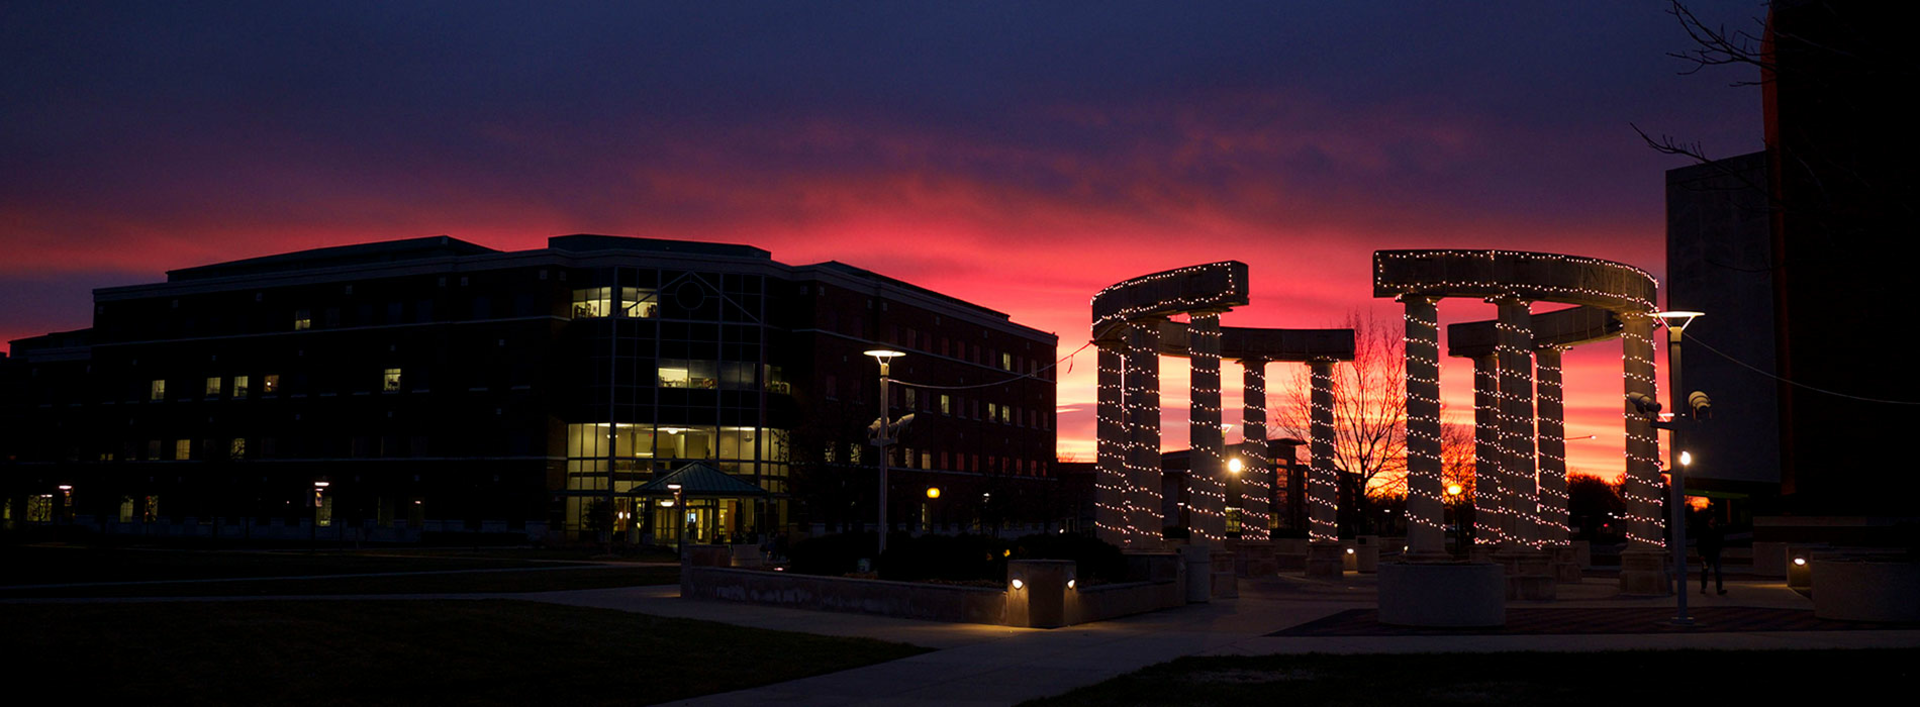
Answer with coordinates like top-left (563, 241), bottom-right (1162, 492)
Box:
top-left (1698, 516), bottom-right (1726, 595)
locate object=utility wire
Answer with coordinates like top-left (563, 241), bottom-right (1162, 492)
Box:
top-left (1684, 332), bottom-right (1920, 405)
top-left (887, 340), bottom-right (1095, 391)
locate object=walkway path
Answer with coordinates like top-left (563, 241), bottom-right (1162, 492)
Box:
top-left (523, 577), bottom-right (1920, 707)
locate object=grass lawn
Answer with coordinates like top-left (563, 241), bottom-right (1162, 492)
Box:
top-left (3, 599), bottom-right (928, 706)
top-left (1, 545), bottom-right (681, 597)
top-left (1022, 649), bottom-right (1920, 707)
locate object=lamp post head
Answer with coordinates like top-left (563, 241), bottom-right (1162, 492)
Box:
top-left (1446, 483), bottom-right (1463, 497)
top-left (1679, 451), bottom-right (1693, 467)
top-left (313, 481), bottom-right (330, 489)
top-left (1653, 310), bottom-right (1705, 333)
top-left (926, 487), bottom-right (941, 499)
top-left (863, 349), bottom-right (906, 373)
top-left (1227, 458), bottom-right (1244, 474)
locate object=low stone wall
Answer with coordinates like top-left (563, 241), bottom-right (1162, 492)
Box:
top-left (1069, 579), bottom-right (1184, 625)
top-left (682, 554), bottom-right (1191, 628)
top-left (684, 566), bottom-right (1010, 625)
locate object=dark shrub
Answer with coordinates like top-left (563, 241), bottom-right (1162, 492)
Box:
top-left (1009, 532), bottom-right (1127, 583)
top-left (788, 531), bottom-right (877, 576)
top-left (878, 533), bottom-right (1011, 582)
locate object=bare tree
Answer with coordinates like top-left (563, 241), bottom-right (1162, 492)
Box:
top-left (1274, 312), bottom-right (1405, 531)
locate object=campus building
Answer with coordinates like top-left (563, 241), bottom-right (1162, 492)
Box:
top-left (1664, 0), bottom-right (1920, 527)
top-left (0, 235), bottom-right (1058, 542)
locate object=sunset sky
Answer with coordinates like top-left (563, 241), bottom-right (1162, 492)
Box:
top-left (2, 2), bottom-right (1766, 482)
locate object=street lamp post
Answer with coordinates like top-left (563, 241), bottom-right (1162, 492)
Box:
top-left (864, 349), bottom-right (905, 556)
top-left (1655, 310), bottom-right (1704, 625)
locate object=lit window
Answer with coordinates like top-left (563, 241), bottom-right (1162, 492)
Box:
top-left (383, 368), bottom-right (402, 392)
top-left (920, 452), bottom-right (931, 469)
top-left (571, 287), bottom-right (611, 318)
top-left (234, 376), bottom-right (250, 398)
top-left (904, 388), bottom-right (916, 409)
top-left (294, 309), bottom-right (311, 330)
top-left (262, 374), bottom-right (279, 394)
top-left (658, 366), bottom-right (691, 388)
top-left (940, 394), bottom-right (951, 414)
top-left (205, 377), bottom-right (221, 397)
top-left (1002, 353), bottom-right (1013, 370)
top-left (849, 445), bottom-right (862, 464)
top-left (1001, 406), bottom-right (1011, 423)
top-left (823, 445), bottom-right (836, 463)
top-left (173, 439), bottom-right (190, 461)
top-left (988, 403), bottom-right (998, 421)
top-left (149, 379), bottom-right (166, 401)
top-left (229, 438), bottom-right (246, 460)
top-left (621, 287), bottom-right (659, 318)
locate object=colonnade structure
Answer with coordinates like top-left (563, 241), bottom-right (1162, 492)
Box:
top-left (1372, 250), bottom-right (1670, 595)
top-left (1091, 262), bottom-right (1354, 550)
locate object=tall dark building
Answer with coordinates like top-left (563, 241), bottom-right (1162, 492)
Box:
top-left (1666, 0), bottom-right (1920, 518)
top-left (1, 235), bottom-right (1058, 542)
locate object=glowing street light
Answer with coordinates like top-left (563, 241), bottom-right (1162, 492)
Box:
top-left (1654, 310), bottom-right (1705, 626)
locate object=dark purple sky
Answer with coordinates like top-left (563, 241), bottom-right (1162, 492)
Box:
top-left (1, 1), bottom-right (1766, 475)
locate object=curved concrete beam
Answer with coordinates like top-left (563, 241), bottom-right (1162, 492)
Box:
top-left (1373, 250), bottom-right (1656, 313)
top-left (1154, 321), bottom-right (1356, 362)
top-left (1092, 261), bottom-right (1249, 341)
top-left (1445, 305), bottom-right (1622, 358)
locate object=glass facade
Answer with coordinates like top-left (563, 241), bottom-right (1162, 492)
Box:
top-left (560, 268), bottom-right (793, 541)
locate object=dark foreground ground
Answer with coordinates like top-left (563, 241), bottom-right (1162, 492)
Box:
top-left (1022, 648), bottom-right (1920, 707)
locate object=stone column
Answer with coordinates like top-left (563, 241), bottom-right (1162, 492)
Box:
top-left (1493, 297), bottom-right (1539, 549)
top-left (1621, 313), bottom-right (1664, 549)
top-left (1187, 313), bottom-right (1227, 541)
top-left (1534, 346), bottom-right (1570, 545)
top-left (1400, 296), bottom-right (1447, 560)
top-left (1307, 359), bottom-right (1339, 543)
top-left (1471, 354), bottom-right (1505, 549)
top-left (1239, 358), bottom-right (1271, 541)
top-left (1125, 318), bottom-right (1165, 545)
top-left (1095, 341), bottom-right (1129, 545)
top-left (1619, 313), bottom-right (1670, 594)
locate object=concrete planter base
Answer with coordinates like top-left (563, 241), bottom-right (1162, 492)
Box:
top-left (1377, 562), bottom-right (1506, 627)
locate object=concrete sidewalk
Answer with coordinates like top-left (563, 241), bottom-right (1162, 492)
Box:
top-left (523, 577), bottom-right (1920, 707)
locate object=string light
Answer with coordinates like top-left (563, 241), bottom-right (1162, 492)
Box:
top-left (1471, 355), bottom-right (1507, 547)
top-left (1091, 262), bottom-right (1247, 339)
top-left (1619, 314), bottom-right (1666, 550)
top-left (1186, 313), bottom-right (1229, 541)
top-left (1398, 296), bottom-right (1447, 548)
top-left (1307, 360), bottom-right (1339, 543)
top-left (1094, 343), bottom-right (1130, 542)
top-left (1239, 359), bottom-right (1272, 541)
top-left (1534, 346), bottom-right (1571, 544)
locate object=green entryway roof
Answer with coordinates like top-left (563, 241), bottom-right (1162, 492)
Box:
top-left (632, 462), bottom-right (770, 497)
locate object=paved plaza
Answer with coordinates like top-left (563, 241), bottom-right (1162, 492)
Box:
top-left (526, 574), bottom-right (1920, 707)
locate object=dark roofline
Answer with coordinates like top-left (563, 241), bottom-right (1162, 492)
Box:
top-left (167, 236), bottom-right (497, 282)
top-left (547, 234), bottom-right (771, 260)
top-left (805, 260), bottom-right (1025, 325)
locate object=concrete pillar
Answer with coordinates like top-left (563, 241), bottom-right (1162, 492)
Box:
top-left (1187, 312), bottom-right (1227, 541)
top-left (1125, 319), bottom-right (1165, 545)
top-left (1095, 342), bottom-right (1130, 545)
top-left (1620, 313), bottom-right (1665, 551)
top-left (1400, 295), bottom-right (1447, 560)
top-left (1618, 312), bottom-right (1671, 595)
top-left (1239, 358), bottom-right (1271, 541)
top-left (1534, 346), bottom-right (1571, 545)
top-left (1493, 297), bottom-right (1539, 548)
top-left (1307, 359), bottom-right (1339, 543)
top-left (1471, 354), bottom-right (1505, 548)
